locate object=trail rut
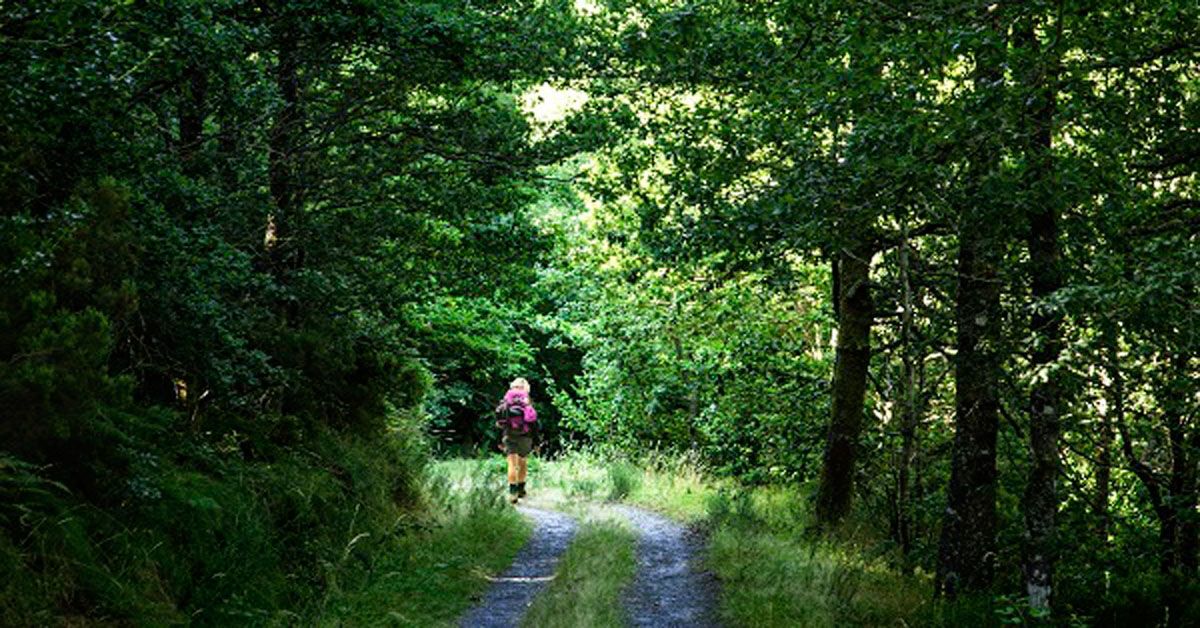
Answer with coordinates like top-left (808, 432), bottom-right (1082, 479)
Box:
top-left (614, 504), bottom-right (721, 628)
top-left (458, 506), bottom-right (577, 628)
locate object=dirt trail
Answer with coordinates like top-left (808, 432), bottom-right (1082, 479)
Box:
top-left (458, 506), bottom-right (577, 628)
top-left (614, 504), bottom-right (721, 628)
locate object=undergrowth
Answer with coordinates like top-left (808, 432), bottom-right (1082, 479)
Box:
top-left (530, 448), bottom-right (937, 627)
top-left (0, 431), bottom-right (524, 626)
top-left (319, 459), bottom-right (530, 626)
top-left (702, 488), bottom-right (930, 627)
top-left (527, 447), bottom-right (1200, 627)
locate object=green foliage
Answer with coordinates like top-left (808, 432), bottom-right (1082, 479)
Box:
top-left (606, 460), bottom-right (641, 501)
top-left (535, 171), bottom-right (835, 481)
top-left (542, 0), bottom-right (1199, 619)
top-left (0, 0), bottom-right (584, 623)
top-left (0, 422), bottom-right (432, 624)
top-left (3, 0), bottom-right (1199, 623)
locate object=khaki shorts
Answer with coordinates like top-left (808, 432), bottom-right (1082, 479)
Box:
top-left (503, 432), bottom-right (534, 457)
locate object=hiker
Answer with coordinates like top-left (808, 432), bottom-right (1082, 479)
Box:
top-left (495, 377), bottom-right (537, 504)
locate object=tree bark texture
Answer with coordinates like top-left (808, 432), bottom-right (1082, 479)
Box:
top-left (936, 11), bottom-right (1006, 597)
top-left (894, 226), bottom-right (921, 557)
top-left (1017, 15), bottom-right (1064, 612)
top-left (816, 243), bottom-right (874, 526)
top-left (936, 205), bottom-right (1003, 597)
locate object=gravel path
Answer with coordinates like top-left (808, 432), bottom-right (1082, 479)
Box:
top-left (458, 506), bottom-right (578, 628)
top-left (614, 504), bottom-right (721, 628)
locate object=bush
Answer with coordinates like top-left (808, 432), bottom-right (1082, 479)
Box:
top-left (0, 414), bottom-right (431, 625)
top-left (607, 461), bottom-right (641, 501)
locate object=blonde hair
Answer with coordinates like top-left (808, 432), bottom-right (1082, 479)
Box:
top-left (510, 377), bottom-right (531, 392)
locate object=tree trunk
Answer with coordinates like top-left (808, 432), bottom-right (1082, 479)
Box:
top-left (1112, 353), bottom-right (1198, 582)
top-left (936, 11), bottom-right (1006, 597)
top-left (1162, 391), bottom-right (1197, 628)
top-left (1180, 430), bottom-right (1200, 576)
top-left (1165, 356), bottom-right (1199, 577)
top-left (895, 224), bottom-right (920, 557)
top-left (268, 24), bottom-right (302, 271)
top-left (1096, 337), bottom-right (1117, 543)
top-left (179, 64), bottom-right (208, 171)
top-left (936, 206), bottom-right (1003, 597)
top-left (1017, 15), bottom-right (1064, 613)
top-left (1116, 401), bottom-right (1172, 573)
top-left (816, 243), bottom-right (875, 526)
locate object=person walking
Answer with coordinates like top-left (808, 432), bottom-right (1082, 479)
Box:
top-left (495, 378), bottom-right (537, 504)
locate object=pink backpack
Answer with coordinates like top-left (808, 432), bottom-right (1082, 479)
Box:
top-left (495, 390), bottom-right (537, 433)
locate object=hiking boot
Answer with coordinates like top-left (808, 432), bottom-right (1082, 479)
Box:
top-left (508, 483), bottom-right (519, 504)
top-left (517, 482), bottom-right (527, 498)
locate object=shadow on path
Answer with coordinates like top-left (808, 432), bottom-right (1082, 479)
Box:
top-left (614, 504), bottom-right (721, 628)
top-left (458, 506), bottom-right (577, 628)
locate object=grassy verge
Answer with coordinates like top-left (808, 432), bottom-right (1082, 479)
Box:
top-left (1, 426), bottom-right (441, 625)
top-left (538, 451), bottom-right (718, 523)
top-left (706, 505), bottom-right (930, 626)
top-left (522, 516), bottom-right (638, 628)
top-left (536, 450), bottom-right (931, 627)
top-left (702, 484), bottom-right (934, 627)
top-left (319, 459), bottom-right (531, 626)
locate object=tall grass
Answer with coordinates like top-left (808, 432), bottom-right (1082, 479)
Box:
top-left (320, 459), bottom-right (530, 626)
top-left (0, 431), bottom-right (529, 626)
top-left (702, 486), bottom-right (931, 627)
top-left (534, 449), bottom-right (931, 627)
top-left (531, 448), bottom-right (1200, 627)
top-left (537, 447), bottom-right (718, 519)
top-left (606, 462), bottom-right (641, 501)
top-left (522, 516), bottom-right (637, 628)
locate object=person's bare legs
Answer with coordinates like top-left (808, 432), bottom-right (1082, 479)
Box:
top-left (517, 455), bottom-right (528, 497)
top-left (507, 453), bottom-right (520, 483)
top-left (507, 452), bottom-right (521, 502)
